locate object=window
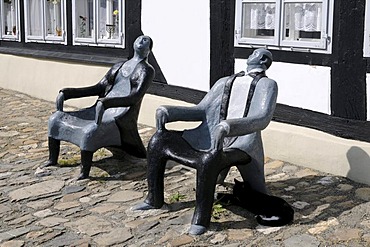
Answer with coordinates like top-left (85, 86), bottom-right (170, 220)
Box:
top-left (72, 0), bottom-right (124, 47)
top-left (24, 0), bottom-right (66, 43)
top-left (235, 0), bottom-right (332, 52)
top-left (0, 0), bottom-right (20, 41)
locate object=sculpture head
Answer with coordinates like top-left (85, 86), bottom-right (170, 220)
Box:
top-left (133, 35), bottom-right (153, 58)
top-left (246, 48), bottom-right (273, 73)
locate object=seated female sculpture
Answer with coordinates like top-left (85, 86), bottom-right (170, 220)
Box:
top-left (43, 35), bottom-right (155, 180)
top-left (133, 48), bottom-right (278, 235)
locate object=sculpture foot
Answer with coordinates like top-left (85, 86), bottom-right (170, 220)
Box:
top-left (188, 224), bottom-right (207, 235)
top-left (131, 202), bottom-right (157, 211)
top-left (77, 172), bottom-right (89, 180)
top-left (40, 160), bottom-right (57, 168)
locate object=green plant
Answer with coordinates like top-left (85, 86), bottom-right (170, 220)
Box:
top-left (169, 191), bottom-right (186, 203)
top-left (58, 157), bottom-right (79, 166)
top-left (212, 203), bottom-right (226, 220)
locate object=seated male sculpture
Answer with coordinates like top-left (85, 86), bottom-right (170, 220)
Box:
top-left (133, 48), bottom-right (278, 235)
top-left (43, 35), bottom-right (155, 180)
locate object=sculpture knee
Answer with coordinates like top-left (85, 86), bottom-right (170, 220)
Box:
top-left (237, 158), bottom-right (267, 194)
top-left (147, 131), bottom-right (165, 153)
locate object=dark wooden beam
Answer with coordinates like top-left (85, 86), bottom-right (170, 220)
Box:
top-left (273, 104), bottom-right (370, 143)
top-left (210, 0), bottom-right (236, 87)
top-left (330, 0), bottom-right (367, 120)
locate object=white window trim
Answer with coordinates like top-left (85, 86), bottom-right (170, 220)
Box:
top-left (364, 0), bottom-right (370, 57)
top-left (0, 0), bottom-right (21, 41)
top-left (236, 0), bottom-right (280, 46)
top-left (280, 0), bottom-right (329, 50)
top-left (235, 0), bottom-right (333, 54)
top-left (24, 0), bottom-right (67, 44)
top-left (72, 0), bottom-right (125, 48)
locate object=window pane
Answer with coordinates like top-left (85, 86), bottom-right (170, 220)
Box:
top-left (284, 3), bottom-right (322, 42)
top-left (45, 0), bottom-right (62, 37)
top-left (241, 2), bottom-right (276, 39)
top-left (75, 0), bottom-right (93, 38)
top-left (98, 0), bottom-right (119, 40)
top-left (3, 0), bottom-right (17, 36)
top-left (27, 0), bottom-right (43, 36)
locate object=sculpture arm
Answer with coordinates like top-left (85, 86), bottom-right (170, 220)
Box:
top-left (55, 64), bottom-right (120, 111)
top-left (156, 105), bottom-right (205, 130)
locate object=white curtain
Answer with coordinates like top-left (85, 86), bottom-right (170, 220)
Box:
top-left (250, 4), bottom-right (265, 29)
top-left (291, 3), bottom-right (321, 32)
top-left (250, 4), bottom-right (275, 30)
top-left (46, 1), bottom-right (62, 35)
top-left (265, 4), bottom-right (275, 29)
top-left (4, 0), bottom-right (16, 35)
top-left (75, 0), bottom-right (91, 38)
top-left (29, 0), bottom-right (42, 36)
top-left (99, 0), bottom-right (107, 38)
top-left (303, 3), bottom-right (321, 31)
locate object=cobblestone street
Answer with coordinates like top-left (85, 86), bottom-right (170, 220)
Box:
top-left (1, 87), bottom-right (370, 246)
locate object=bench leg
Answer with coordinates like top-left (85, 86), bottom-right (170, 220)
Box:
top-left (78, 150), bottom-right (94, 180)
top-left (41, 137), bottom-right (60, 168)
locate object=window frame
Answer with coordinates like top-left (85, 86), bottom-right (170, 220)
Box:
top-left (364, 0), bottom-right (370, 57)
top-left (235, 0), bottom-right (333, 53)
top-left (0, 0), bottom-right (21, 41)
top-left (24, 0), bottom-right (67, 44)
top-left (72, 0), bottom-right (125, 48)
top-left (236, 0), bottom-right (280, 46)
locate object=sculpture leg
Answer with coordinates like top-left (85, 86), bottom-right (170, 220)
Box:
top-left (78, 150), bottom-right (94, 180)
top-left (134, 131), bottom-right (169, 210)
top-left (41, 137), bottom-right (60, 168)
top-left (133, 130), bottom-right (198, 211)
top-left (216, 167), bottom-right (230, 184)
top-left (143, 150), bottom-right (168, 208)
top-left (217, 149), bottom-right (251, 184)
top-left (189, 151), bottom-right (222, 235)
top-left (237, 156), bottom-right (267, 194)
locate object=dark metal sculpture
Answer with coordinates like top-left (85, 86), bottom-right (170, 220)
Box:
top-left (133, 48), bottom-right (278, 235)
top-left (42, 35), bottom-right (155, 180)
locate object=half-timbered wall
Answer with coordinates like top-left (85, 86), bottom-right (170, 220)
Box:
top-left (1, 0), bottom-right (370, 184)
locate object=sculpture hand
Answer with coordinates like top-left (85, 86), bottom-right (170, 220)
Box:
top-left (56, 92), bottom-right (64, 111)
top-left (213, 123), bottom-right (229, 151)
top-left (156, 106), bottom-right (169, 130)
top-left (95, 100), bottom-right (105, 125)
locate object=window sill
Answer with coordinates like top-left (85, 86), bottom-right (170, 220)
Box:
top-left (0, 46), bottom-right (126, 66)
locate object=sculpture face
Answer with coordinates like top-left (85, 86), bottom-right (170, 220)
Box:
top-left (247, 49), bottom-right (263, 66)
top-left (134, 35), bottom-right (152, 55)
top-left (246, 48), bottom-right (273, 72)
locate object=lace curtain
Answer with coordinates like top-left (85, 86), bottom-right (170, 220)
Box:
top-left (75, 0), bottom-right (93, 38)
top-left (28, 0), bottom-right (42, 36)
top-left (249, 3), bottom-right (321, 32)
top-left (288, 3), bottom-right (322, 32)
top-left (4, 0), bottom-right (16, 35)
top-left (46, 0), bottom-right (62, 36)
top-left (98, 0), bottom-right (119, 39)
top-left (250, 4), bottom-right (275, 30)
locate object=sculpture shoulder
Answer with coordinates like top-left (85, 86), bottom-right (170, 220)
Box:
top-left (102, 62), bottom-right (125, 85)
top-left (258, 77), bottom-right (278, 90)
top-left (135, 60), bottom-right (155, 77)
top-left (211, 76), bottom-right (231, 90)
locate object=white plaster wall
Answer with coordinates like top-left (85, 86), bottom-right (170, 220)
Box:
top-left (141, 0), bottom-right (210, 92)
top-left (235, 59), bottom-right (331, 114)
top-left (0, 54), bottom-right (108, 108)
top-left (263, 121), bottom-right (370, 186)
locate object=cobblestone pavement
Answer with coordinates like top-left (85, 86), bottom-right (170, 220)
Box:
top-left (1, 87), bottom-right (370, 246)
